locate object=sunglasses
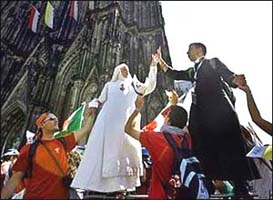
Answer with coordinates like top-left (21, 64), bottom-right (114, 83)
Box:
top-left (44, 117), bottom-right (58, 123)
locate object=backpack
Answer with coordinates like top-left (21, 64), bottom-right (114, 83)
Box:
top-left (24, 137), bottom-right (67, 178)
top-left (209, 59), bottom-right (236, 106)
top-left (162, 132), bottom-right (209, 199)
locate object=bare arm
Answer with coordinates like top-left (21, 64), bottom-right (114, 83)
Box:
top-left (125, 96), bottom-right (144, 141)
top-left (74, 108), bottom-right (96, 143)
top-left (1, 171), bottom-right (24, 199)
top-left (156, 46), bottom-right (173, 72)
top-left (240, 85), bottom-right (272, 135)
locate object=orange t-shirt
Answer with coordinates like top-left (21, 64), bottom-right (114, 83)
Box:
top-left (140, 131), bottom-right (192, 199)
top-left (12, 134), bottom-right (77, 199)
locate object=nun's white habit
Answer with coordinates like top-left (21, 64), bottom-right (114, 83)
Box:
top-left (71, 63), bottom-right (157, 192)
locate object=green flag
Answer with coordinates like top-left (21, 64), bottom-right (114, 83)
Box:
top-left (55, 102), bottom-right (86, 138)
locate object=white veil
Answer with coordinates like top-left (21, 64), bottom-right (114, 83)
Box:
top-left (111, 62), bottom-right (157, 96)
top-left (111, 63), bottom-right (133, 83)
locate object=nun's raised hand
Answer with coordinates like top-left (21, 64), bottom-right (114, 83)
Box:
top-left (151, 54), bottom-right (159, 65)
top-left (156, 46), bottom-right (162, 59)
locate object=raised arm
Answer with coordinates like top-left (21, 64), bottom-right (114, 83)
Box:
top-left (142, 54), bottom-right (158, 96)
top-left (74, 107), bottom-right (96, 143)
top-left (239, 84), bottom-right (272, 136)
top-left (125, 96), bottom-right (144, 141)
top-left (132, 54), bottom-right (158, 96)
top-left (156, 47), bottom-right (193, 81)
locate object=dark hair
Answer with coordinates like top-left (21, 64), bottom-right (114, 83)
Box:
top-left (189, 42), bottom-right (207, 55)
top-left (35, 128), bottom-right (43, 142)
top-left (168, 105), bottom-right (188, 129)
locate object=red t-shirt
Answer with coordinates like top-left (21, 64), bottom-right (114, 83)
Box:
top-left (12, 134), bottom-right (77, 199)
top-left (140, 130), bottom-right (191, 199)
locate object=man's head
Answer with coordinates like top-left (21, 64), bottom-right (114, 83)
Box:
top-left (36, 112), bottom-right (59, 133)
top-left (2, 148), bottom-right (19, 162)
top-left (164, 105), bottom-right (188, 129)
top-left (187, 42), bottom-right (207, 62)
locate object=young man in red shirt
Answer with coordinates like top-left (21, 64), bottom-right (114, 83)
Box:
top-left (1, 108), bottom-right (96, 199)
top-left (125, 92), bottom-right (191, 199)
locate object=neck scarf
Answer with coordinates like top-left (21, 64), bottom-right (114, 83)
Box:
top-left (160, 124), bottom-right (186, 136)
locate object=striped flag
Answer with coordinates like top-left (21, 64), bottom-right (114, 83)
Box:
top-left (143, 106), bottom-right (171, 132)
top-left (54, 102), bottom-right (86, 138)
top-left (69, 0), bottom-right (78, 21)
top-left (246, 144), bottom-right (272, 160)
top-left (142, 90), bottom-right (186, 132)
top-left (28, 6), bottom-right (40, 33)
top-left (45, 1), bottom-right (54, 28)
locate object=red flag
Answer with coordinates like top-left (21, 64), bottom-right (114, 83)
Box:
top-left (143, 107), bottom-right (171, 132)
top-left (28, 6), bottom-right (40, 33)
top-left (69, 1), bottom-right (78, 21)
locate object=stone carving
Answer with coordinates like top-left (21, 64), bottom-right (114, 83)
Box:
top-left (1, 1), bottom-right (173, 152)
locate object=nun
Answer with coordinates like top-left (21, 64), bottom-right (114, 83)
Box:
top-left (71, 55), bottom-right (158, 195)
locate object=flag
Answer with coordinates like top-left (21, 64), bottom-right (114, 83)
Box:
top-left (45, 1), bottom-right (54, 28)
top-left (54, 102), bottom-right (86, 138)
top-left (263, 145), bottom-right (272, 160)
top-left (142, 90), bottom-right (185, 132)
top-left (246, 144), bottom-right (272, 160)
top-left (244, 123), bottom-right (272, 160)
top-left (143, 106), bottom-right (170, 132)
top-left (69, 0), bottom-right (78, 21)
top-left (28, 6), bottom-right (40, 33)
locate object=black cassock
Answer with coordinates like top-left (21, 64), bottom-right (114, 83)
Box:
top-left (166, 58), bottom-right (260, 181)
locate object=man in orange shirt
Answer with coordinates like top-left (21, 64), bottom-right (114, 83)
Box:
top-left (1, 108), bottom-right (96, 199)
top-left (125, 92), bottom-right (192, 199)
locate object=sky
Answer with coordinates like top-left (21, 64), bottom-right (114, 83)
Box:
top-left (160, 1), bottom-right (272, 144)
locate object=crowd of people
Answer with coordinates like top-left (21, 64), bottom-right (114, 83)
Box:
top-left (1, 43), bottom-right (272, 199)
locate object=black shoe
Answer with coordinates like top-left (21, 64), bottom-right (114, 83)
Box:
top-left (234, 191), bottom-right (255, 199)
top-left (112, 191), bottom-right (127, 199)
top-left (233, 180), bottom-right (253, 199)
top-left (205, 179), bottom-right (216, 195)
